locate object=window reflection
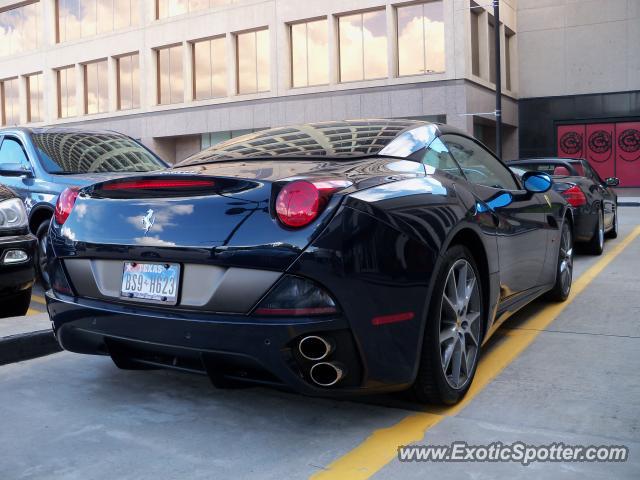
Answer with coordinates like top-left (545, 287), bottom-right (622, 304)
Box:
top-left (58, 66), bottom-right (76, 118)
top-left (193, 37), bottom-right (227, 100)
top-left (157, 45), bottom-right (184, 105)
top-left (397, 2), bottom-right (445, 76)
top-left (27, 73), bottom-right (44, 123)
top-left (57, 0), bottom-right (139, 43)
top-left (156, 0), bottom-right (232, 19)
top-left (85, 60), bottom-right (108, 114)
top-left (339, 10), bottom-right (387, 82)
top-left (1, 78), bottom-right (20, 126)
top-left (0, 2), bottom-right (40, 57)
top-left (237, 29), bottom-right (270, 94)
top-left (118, 53), bottom-right (140, 110)
top-left (291, 19), bottom-right (328, 88)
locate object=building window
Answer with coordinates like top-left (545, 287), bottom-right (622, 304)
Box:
top-left (57, 66), bottom-right (77, 118)
top-left (27, 73), bottom-right (43, 123)
top-left (236, 29), bottom-right (270, 94)
top-left (338, 10), bottom-right (387, 82)
top-left (84, 60), bottom-right (108, 114)
top-left (470, 8), bottom-right (480, 77)
top-left (505, 29), bottom-right (514, 91)
top-left (118, 53), bottom-right (140, 110)
top-left (156, 0), bottom-right (231, 19)
top-left (193, 37), bottom-right (227, 100)
top-left (56, 0), bottom-right (139, 43)
top-left (201, 128), bottom-right (266, 150)
top-left (291, 18), bottom-right (329, 88)
top-left (397, 2), bottom-right (445, 76)
top-left (488, 16), bottom-right (496, 84)
top-left (157, 45), bottom-right (184, 105)
top-left (1, 78), bottom-right (20, 126)
top-left (0, 2), bottom-right (40, 57)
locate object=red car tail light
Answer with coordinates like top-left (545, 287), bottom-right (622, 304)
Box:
top-left (54, 187), bottom-right (80, 225)
top-left (561, 185), bottom-right (587, 207)
top-left (253, 275), bottom-right (338, 316)
top-left (275, 179), bottom-right (351, 228)
top-left (101, 178), bottom-right (215, 190)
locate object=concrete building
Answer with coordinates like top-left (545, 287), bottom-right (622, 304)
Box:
top-left (0, 0), bottom-right (637, 184)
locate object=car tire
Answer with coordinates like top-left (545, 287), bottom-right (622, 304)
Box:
top-left (606, 206), bottom-right (618, 239)
top-left (35, 219), bottom-right (52, 291)
top-left (545, 221), bottom-right (573, 302)
top-left (0, 288), bottom-right (32, 318)
top-left (413, 245), bottom-right (484, 405)
top-left (586, 208), bottom-right (604, 255)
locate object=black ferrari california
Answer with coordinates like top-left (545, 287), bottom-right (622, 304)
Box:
top-left (46, 120), bottom-right (573, 405)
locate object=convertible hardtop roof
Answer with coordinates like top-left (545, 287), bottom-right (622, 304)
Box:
top-left (181, 119), bottom-right (460, 164)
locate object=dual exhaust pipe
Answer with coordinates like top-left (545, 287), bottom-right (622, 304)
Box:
top-left (298, 335), bottom-right (345, 387)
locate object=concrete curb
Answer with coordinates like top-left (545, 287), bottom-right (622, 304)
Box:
top-left (0, 329), bottom-right (62, 366)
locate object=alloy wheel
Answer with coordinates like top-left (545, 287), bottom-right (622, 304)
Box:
top-left (559, 224), bottom-right (573, 295)
top-left (439, 259), bottom-right (481, 389)
top-left (598, 211), bottom-right (604, 249)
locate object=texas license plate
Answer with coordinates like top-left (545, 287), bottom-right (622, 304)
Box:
top-left (121, 262), bottom-right (180, 304)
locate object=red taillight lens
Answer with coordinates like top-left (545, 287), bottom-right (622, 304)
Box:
top-left (561, 185), bottom-right (587, 207)
top-left (102, 179), bottom-right (215, 190)
top-left (275, 179), bottom-right (351, 228)
top-left (54, 187), bottom-right (80, 225)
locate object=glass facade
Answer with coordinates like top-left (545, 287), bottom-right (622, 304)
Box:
top-left (237, 29), bottom-right (270, 94)
top-left (57, 0), bottom-right (139, 43)
top-left (291, 19), bottom-right (329, 88)
top-left (85, 60), bottom-right (108, 114)
top-left (0, 2), bottom-right (40, 58)
top-left (193, 37), bottom-right (227, 100)
top-left (338, 10), bottom-right (387, 82)
top-left (157, 45), bottom-right (184, 105)
top-left (118, 53), bottom-right (140, 110)
top-left (27, 73), bottom-right (44, 123)
top-left (1, 78), bottom-right (20, 126)
top-left (58, 66), bottom-right (77, 118)
top-left (397, 1), bottom-right (445, 76)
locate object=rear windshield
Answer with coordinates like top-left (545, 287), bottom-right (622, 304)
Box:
top-left (32, 132), bottom-right (166, 174)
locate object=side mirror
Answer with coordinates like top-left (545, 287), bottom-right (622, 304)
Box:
top-left (0, 163), bottom-right (32, 178)
top-left (605, 177), bottom-right (619, 187)
top-left (522, 171), bottom-right (552, 193)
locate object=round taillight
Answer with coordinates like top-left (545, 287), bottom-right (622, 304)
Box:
top-left (54, 187), bottom-right (80, 225)
top-left (275, 180), bottom-right (320, 228)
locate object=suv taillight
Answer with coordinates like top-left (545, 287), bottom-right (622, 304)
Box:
top-left (54, 187), bottom-right (80, 225)
top-left (275, 179), bottom-right (351, 228)
top-left (253, 275), bottom-right (338, 316)
top-left (561, 185), bottom-right (587, 207)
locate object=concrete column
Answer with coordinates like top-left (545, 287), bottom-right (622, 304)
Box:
top-left (183, 41), bottom-right (193, 102)
top-left (18, 75), bottom-right (28, 125)
top-left (327, 14), bottom-right (338, 85)
top-left (386, 4), bottom-right (397, 79)
top-left (75, 63), bottom-right (84, 116)
top-left (108, 56), bottom-right (118, 112)
top-left (226, 34), bottom-right (236, 96)
top-left (144, 49), bottom-right (158, 107)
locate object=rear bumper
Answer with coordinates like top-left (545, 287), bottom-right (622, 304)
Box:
top-left (46, 291), bottom-right (407, 396)
top-left (0, 234), bottom-right (36, 296)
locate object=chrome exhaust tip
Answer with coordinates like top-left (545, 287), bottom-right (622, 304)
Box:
top-left (309, 362), bottom-right (345, 387)
top-left (298, 335), bottom-right (334, 361)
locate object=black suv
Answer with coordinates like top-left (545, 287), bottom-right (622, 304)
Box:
top-left (0, 127), bottom-right (167, 289)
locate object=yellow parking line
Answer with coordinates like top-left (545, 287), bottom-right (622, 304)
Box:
top-left (31, 295), bottom-right (46, 305)
top-left (311, 225), bottom-right (640, 480)
top-left (26, 308), bottom-right (41, 316)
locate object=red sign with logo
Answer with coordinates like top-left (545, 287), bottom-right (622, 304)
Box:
top-left (557, 121), bottom-right (640, 187)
